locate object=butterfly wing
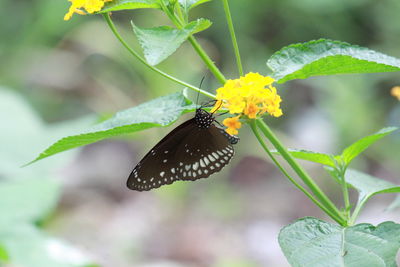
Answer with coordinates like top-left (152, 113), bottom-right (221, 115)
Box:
top-left (127, 119), bottom-right (197, 191)
top-left (175, 124), bottom-right (234, 181)
top-left (127, 120), bottom-right (235, 191)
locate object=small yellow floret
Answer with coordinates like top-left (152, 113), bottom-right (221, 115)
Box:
top-left (64, 0), bottom-right (113, 21)
top-left (391, 86), bottom-right (400, 101)
top-left (223, 116), bottom-right (242, 135)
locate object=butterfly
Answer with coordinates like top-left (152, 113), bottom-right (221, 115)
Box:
top-left (127, 101), bottom-right (239, 191)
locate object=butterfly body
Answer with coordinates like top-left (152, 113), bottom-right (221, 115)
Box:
top-left (127, 108), bottom-right (239, 191)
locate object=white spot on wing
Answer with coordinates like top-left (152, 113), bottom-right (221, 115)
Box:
top-left (200, 159), bottom-right (206, 168)
top-left (193, 162), bottom-right (199, 170)
top-left (208, 154), bottom-right (215, 162)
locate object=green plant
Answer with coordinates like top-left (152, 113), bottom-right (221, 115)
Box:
top-left (27, 0), bottom-right (400, 265)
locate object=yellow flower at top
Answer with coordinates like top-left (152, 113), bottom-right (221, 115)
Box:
top-left (214, 72), bottom-right (283, 135)
top-left (391, 86), bottom-right (400, 101)
top-left (64, 0), bottom-right (113, 21)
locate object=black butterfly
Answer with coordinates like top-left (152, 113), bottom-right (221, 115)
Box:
top-left (127, 102), bottom-right (239, 191)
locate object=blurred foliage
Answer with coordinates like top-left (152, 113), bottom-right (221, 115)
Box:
top-left (1, 0), bottom-right (400, 266)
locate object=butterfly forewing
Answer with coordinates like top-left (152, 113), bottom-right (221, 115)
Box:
top-left (127, 109), bottom-right (237, 191)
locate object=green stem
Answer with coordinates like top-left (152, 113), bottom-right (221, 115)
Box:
top-left (187, 37), bottom-right (226, 84)
top-left (221, 0), bottom-right (243, 76)
top-left (250, 121), bottom-right (343, 224)
top-left (256, 118), bottom-right (346, 225)
top-left (160, 3), bottom-right (227, 85)
top-left (103, 13), bottom-right (214, 99)
top-left (338, 167), bottom-right (351, 220)
top-left (174, 2), bottom-right (187, 23)
top-left (349, 198), bottom-right (365, 225)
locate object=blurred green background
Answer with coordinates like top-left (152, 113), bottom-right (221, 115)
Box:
top-left (1, 0), bottom-right (400, 266)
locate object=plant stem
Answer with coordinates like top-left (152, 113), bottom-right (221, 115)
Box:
top-left (160, 3), bottom-right (227, 85)
top-left (250, 121), bottom-right (344, 224)
top-left (256, 118), bottom-right (346, 225)
top-left (349, 198), bottom-right (365, 225)
top-left (103, 13), bottom-right (215, 99)
top-left (221, 0), bottom-right (243, 76)
top-left (187, 37), bottom-right (227, 84)
top-left (174, 2), bottom-right (187, 23)
top-left (338, 167), bottom-right (351, 220)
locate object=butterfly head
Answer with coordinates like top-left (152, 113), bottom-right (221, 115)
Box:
top-left (195, 108), bottom-right (214, 129)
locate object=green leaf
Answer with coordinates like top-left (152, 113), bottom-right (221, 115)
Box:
top-left (272, 127), bottom-right (398, 169)
top-left (279, 217), bottom-right (400, 267)
top-left (30, 92), bottom-right (195, 164)
top-left (0, 225), bottom-right (97, 267)
top-left (272, 149), bottom-right (336, 167)
top-left (0, 178), bottom-right (60, 229)
top-left (99, 0), bottom-right (160, 13)
top-left (346, 169), bottom-right (400, 212)
top-left (387, 194), bottom-right (400, 211)
top-left (341, 127), bottom-right (398, 167)
top-left (178, 0), bottom-right (212, 10)
top-left (267, 39), bottom-right (400, 83)
top-left (132, 18), bottom-right (211, 65)
top-left (189, 18), bottom-right (212, 34)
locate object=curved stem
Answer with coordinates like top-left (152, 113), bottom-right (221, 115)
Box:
top-left (221, 0), bottom-right (243, 76)
top-left (250, 121), bottom-right (343, 224)
top-left (256, 118), bottom-right (346, 225)
top-left (187, 37), bottom-right (227, 84)
top-left (103, 13), bottom-right (215, 99)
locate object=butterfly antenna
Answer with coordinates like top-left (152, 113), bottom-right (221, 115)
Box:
top-left (195, 76), bottom-right (206, 109)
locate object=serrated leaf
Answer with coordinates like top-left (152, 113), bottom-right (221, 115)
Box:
top-left (30, 93), bottom-right (195, 164)
top-left (267, 39), bottom-right (400, 83)
top-left (0, 178), bottom-right (60, 229)
top-left (0, 225), bottom-right (97, 267)
top-left (272, 127), bottom-right (398, 170)
top-left (341, 127), bottom-right (398, 167)
top-left (279, 217), bottom-right (400, 267)
top-left (98, 0), bottom-right (160, 13)
top-left (133, 18), bottom-right (211, 65)
top-left (190, 18), bottom-right (212, 34)
top-left (178, 0), bottom-right (212, 10)
top-left (272, 149), bottom-right (336, 167)
top-left (346, 169), bottom-right (400, 214)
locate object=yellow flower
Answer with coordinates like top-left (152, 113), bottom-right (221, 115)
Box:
top-left (244, 102), bottom-right (259, 119)
top-left (213, 72), bottom-right (283, 135)
top-left (223, 116), bottom-right (242, 135)
top-left (64, 0), bottom-right (113, 21)
top-left (391, 86), bottom-right (400, 100)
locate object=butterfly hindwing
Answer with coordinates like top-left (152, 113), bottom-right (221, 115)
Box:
top-left (175, 124), bottom-right (234, 181)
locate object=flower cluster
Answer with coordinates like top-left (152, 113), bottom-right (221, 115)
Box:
top-left (64, 0), bottom-right (113, 21)
top-left (391, 86), bottom-right (400, 101)
top-left (214, 72), bottom-right (283, 135)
